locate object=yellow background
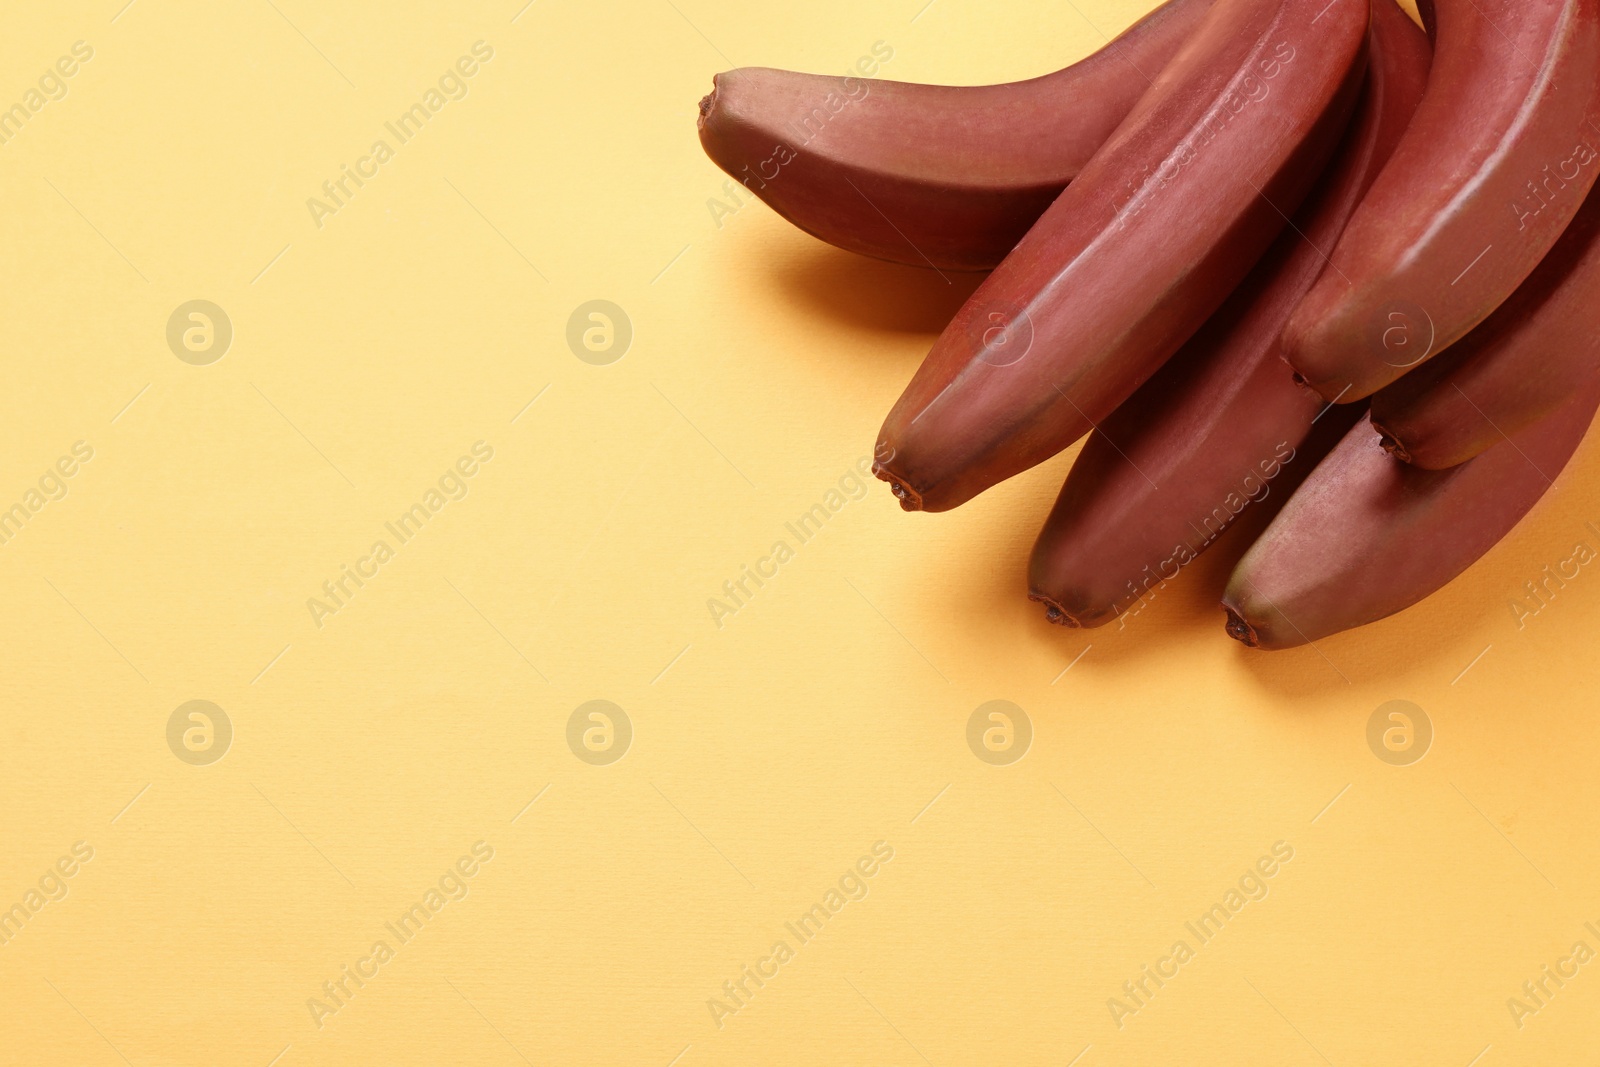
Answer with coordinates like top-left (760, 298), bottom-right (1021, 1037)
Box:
top-left (3, 0), bottom-right (1599, 1063)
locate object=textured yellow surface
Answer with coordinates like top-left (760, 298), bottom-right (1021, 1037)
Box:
top-left (4, 0), bottom-right (1600, 1063)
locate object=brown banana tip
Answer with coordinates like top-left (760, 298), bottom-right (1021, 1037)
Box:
top-left (1373, 424), bottom-right (1411, 463)
top-left (873, 466), bottom-right (924, 512)
top-left (1028, 592), bottom-right (1083, 628)
top-left (1223, 606), bottom-right (1260, 648)
top-left (697, 77), bottom-right (721, 126)
top-left (1285, 367), bottom-right (1335, 403)
top-left (1276, 344), bottom-right (1315, 388)
top-left (1278, 351), bottom-right (1319, 395)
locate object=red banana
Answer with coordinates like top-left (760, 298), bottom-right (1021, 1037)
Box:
top-left (1281, 0), bottom-right (1600, 402)
top-left (1221, 388), bottom-right (1600, 650)
top-left (1370, 181), bottom-right (1600, 469)
top-left (872, 0), bottom-right (1370, 513)
top-left (696, 0), bottom-right (1216, 272)
top-left (1029, 0), bottom-right (1430, 628)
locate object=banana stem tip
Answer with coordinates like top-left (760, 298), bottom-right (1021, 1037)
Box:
top-left (1373, 424), bottom-right (1411, 463)
top-left (1223, 607), bottom-right (1260, 648)
top-left (1028, 592), bottom-right (1083, 628)
top-left (697, 77), bottom-right (721, 127)
top-left (874, 466), bottom-right (924, 511)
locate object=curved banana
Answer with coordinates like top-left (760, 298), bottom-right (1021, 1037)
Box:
top-left (1282, 0), bottom-right (1600, 402)
top-left (1223, 388), bottom-right (1600, 650)
top-left (696, 0), bottom-right (1216, 271)
top-left (873, 0), bottom-right (1369, 512)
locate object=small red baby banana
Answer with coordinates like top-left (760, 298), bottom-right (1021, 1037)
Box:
top-left (1281, 0), bottom-right (1600, 402)
top-left (1222, 388), bottom-right (1600, 650)
top-left (1030, 0), bottom-right (1429, 628)
top-left (1370, 182), bottom-right (1600, 470)
top-left (696, 0), bottom-right (1216, 271)
top-left (873, 0), bottom-right (1369, 513)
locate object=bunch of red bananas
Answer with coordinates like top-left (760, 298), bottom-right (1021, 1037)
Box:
top-left (698, 0), bottom-right (1600, 650)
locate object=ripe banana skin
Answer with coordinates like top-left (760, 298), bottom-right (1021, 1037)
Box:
top-left (1029, 0), bottom-right (1430, 628)
top-left (695, 0), bottom-right (1216, 272)
top-left (1222, 388), bottom-right (1600, 650)
top-left (1281, 0), bottom-right (1600, 403)
top-left (1370, 182), bottom-right (1600, 469)
top-left (873, 0), bottom-right (1370, 513)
